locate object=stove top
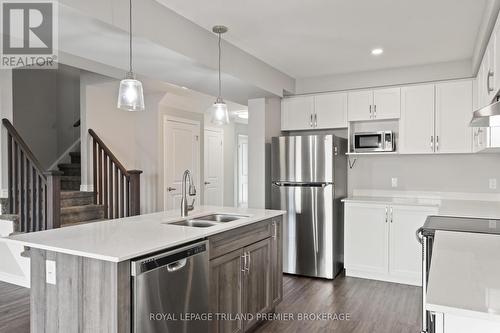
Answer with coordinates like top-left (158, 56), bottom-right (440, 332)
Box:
top-left (421, 215), bottom-right (500, 236)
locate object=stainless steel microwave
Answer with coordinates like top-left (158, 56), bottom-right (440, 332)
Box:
top-left (353, 131), bottom-right (395, 152)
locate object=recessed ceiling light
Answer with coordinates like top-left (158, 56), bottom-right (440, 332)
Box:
top-left (371, 48), bottom-right (384, 56)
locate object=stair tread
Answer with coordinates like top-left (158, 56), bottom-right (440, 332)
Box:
top-left (61, 204), bottom-right (104, 214)
top-left (61, 175), bottom-right (81, 181)
top-left (62, 218), bottom-right (106, 227)
top-left (61, 191), bottom-right (94, 198)
top-left (69, 151), bottom-right (81, 156)
top-left (58, 163), bottom-right (81, 169)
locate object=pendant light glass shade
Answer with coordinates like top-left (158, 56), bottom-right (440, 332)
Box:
top-left (210, 97), bottom-right (229, 125)
top-left (117, 72), bottom-right (145, 111)
top-left (117, 0), bottom-right (145, 111)
top-left (209, 25), bottom-right (229, 125)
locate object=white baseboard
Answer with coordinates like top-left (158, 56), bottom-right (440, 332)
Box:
top-left (345, 268), bottom-right (421, 287)
top-left (80, 184), bottom-right (94, 192)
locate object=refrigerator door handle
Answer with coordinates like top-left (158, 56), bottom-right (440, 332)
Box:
top-left (272, 181), bottom-right (333, 188)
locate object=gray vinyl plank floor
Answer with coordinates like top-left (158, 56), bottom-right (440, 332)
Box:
top-left (0, 272), bottom-right (420, 333)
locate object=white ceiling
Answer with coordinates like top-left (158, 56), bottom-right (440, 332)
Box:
top-left (156, 0), bottom-right (489, 78)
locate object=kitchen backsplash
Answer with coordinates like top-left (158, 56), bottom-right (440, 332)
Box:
top-left (348, 153), bottom-right (500, 195)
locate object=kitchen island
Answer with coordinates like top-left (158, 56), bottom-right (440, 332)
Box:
top-left (6, 206), bottom-right (285, 333)
top-left (426, 230), bottom-right (500, 333)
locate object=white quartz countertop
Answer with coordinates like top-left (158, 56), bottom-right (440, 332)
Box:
top-left (3, 206), bottom-right (285, 262)
top-left (343, 197), bottom-right (500, 219)
top-left (426, 230), bottom-right (500, 322)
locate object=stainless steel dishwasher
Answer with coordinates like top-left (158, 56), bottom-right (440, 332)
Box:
top-left (131, 240), bottom-right (209, 333)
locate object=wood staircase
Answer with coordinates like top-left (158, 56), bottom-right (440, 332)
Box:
top-left (57, 152), bottom-right (105, 227)
top-left (2, 119), bottom-right (142, 233)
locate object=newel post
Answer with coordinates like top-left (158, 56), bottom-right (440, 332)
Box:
top-left (44, 170), bottom-right (63, 229)
top-left (127, 170), bottom-right (142, 216)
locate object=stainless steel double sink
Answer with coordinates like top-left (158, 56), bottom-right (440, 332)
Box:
top-left (169, 214), bottom-right (249, 228)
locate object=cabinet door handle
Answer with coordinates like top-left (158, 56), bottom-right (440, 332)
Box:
top-left (167, 187), bottom-right (176, 192)
top-left (241, 253), bottom-right (247, 273)
top-left (487, 70), bottom-right (495, 93)
top-left (310, 114), bottom-right (313, 127)
top-left (246, 251), bottom-right (251, 273)
top-left (272, 221), bottom-right (277, 239)
top-left (385, 207), bottom-right (388, 223)
top-left (314, 114), bottom-right (317, 127)
top-left (369, 105), bottom-right (372, 119)
top-left (390, 207), bottom-right (393, 223)
top-left (436, 136), bottom-right (439, 151)
top-left (373, 105), bottom-right (377, 119)
top-left (430, 136), bottom-right (434, 151)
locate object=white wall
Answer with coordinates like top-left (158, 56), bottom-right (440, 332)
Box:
top-left (348, 154), bottom-right (500, 195)
top-left (295, 59), bottom-right (473, 95)
top-left (0, 69), bottom-right (13, 198)
top-left (248, 97), bottom-right (281, 209)
top-left (12, 65), bottom-right (80, 169)
top-left (80, 79), bottom-right (164, 213)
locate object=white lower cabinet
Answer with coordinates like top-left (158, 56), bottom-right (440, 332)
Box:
top-left (344, 202), bottom-right (438, 286)
top-left (344, 203), bottom-right (388, 274)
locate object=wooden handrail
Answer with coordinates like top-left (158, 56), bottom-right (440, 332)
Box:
top-left (89, 129), bottom-right (142, 218)
top-left (88, 129), bottom-right (129, 176)
top-left (2, 119), bottom-right (46, 176)
top-left (2, 118), bottom-right (61, 232)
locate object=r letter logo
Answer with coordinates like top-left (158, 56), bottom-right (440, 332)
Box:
top-left (1, 1), bottom-right (58, 68)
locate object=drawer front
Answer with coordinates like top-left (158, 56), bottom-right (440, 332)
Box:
top-left (209, 219), bottom-right (272, 260)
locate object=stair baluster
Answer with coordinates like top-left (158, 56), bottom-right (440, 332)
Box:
top-left (2, 118), bottom-right (61, 231)
top-left (88, 129), bottom-right (142, 218)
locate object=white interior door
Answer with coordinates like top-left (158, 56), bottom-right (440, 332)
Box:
top-left (237, 135), bottom-right (248, 208)
top-left (204, 128), bottom-right (224, 206)
top-left (164, 117), bottom-right (200, 210)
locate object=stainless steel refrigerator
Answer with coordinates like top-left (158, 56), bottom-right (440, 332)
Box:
top-left (271, 134), bottom-right (347, 279)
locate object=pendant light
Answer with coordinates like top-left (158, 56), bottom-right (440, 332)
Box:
top-left (209, 25), bottom-right (229, 125)
top-left (117, 0), bottom-right (145, 111)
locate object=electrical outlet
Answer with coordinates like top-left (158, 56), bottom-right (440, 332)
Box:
top-left (46, 260), bottom-right (56, 285)
top-left (391, 178), bottom-right (398, 188)
top-left (489, 178), bottom-right (497, 190)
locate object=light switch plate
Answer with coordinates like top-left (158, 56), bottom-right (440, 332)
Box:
top-left (489, 178), bottom-right (497, 190)
top-left (391, 178), bottom-right (398, 188)
top-left (46, 260), bottom-right (56, 285)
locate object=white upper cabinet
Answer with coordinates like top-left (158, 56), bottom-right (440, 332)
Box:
top-left (281, 93), bottom-right (348, 131)
top-left (314, 93), bottom-right (348, 129)
top-left (347, 90), bottom-right (373, 121)
top-left (347, 88), bottom-right (400, 122)
top-left (281, 96), bottom-right (314, 131)
top-left (373, 87), bottom-right (401, 120)
top-left (400, 84), bottom-right (435, 154)
top-left (435, 80), bottom-right (473, 154)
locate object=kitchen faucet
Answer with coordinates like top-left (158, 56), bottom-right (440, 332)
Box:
top-left (180, 170), bottom-right (196, 217)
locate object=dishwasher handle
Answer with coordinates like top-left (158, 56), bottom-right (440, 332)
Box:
top-left (167, 259), bottom-right (187, 272)
top-left (131, 241), bottom-right (207, 276)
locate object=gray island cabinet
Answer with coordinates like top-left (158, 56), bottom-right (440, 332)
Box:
top-left (209, 216), bottom-right (283, 333)
top-left (10, 208), bottom-right (284, 333)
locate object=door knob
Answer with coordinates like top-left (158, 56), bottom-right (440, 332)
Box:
top-left (167, 187), bottom-right (176, 192)
top-left (204, 181), bottom-right (211, 185)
